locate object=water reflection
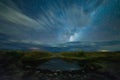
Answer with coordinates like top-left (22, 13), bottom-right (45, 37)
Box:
top-left (38, 58), bottom-right (80, 71)
top-left (0, 58), bottom-right (120, 80)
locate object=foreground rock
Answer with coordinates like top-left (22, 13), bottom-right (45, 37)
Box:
top-left (0, 66), bottom-right (120, 80)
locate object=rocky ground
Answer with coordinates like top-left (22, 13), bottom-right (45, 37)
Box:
top-left (0, 64), bottom-right (120, 80)
top-left (0, 54), bottom-right (120, 80)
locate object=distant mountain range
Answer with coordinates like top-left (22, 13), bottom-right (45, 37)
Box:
top-left (0, 40), bottom-right (120, 52)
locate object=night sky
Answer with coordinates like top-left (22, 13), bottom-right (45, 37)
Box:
top-left (0, 0), bottom-right (120, 50)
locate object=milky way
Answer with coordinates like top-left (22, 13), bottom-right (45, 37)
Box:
top-left (0, 0), bottom-right (120, 45)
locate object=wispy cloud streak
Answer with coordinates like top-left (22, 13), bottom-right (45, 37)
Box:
top-left (0, 2), bottom-right (44, 30)
top-left (0, 0), bottom-right (106, 44)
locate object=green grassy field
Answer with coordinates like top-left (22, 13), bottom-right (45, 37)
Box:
top-left (59, 51), bottom-right (120, 61)
top-left (0, 50), bottom-right (120, 67)
top-left (0, 50), bottom-right (120, 61)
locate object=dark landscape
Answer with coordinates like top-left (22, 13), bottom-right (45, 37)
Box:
top-left (0, 50), bottom-right (120, 80)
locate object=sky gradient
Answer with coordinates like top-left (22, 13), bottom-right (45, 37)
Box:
top-left (0, 0), bottom-right (120, 46)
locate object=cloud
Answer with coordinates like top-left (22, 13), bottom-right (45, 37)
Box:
top-left (0, 2), bottom-right (44, 30)
top-left (9, 39), bottom-right (42, 45)
top-left (0, 0), bottom-right (102, 32)
top-left (0, 0), bottom-right (118, 44)
top-left (99, 44), bottom-right (120, 51)
top-left (83, 0), bottom-right (105, 13)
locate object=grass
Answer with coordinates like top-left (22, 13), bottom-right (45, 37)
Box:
top-left (1, 50), bottom-right (120, 76)
top-left (59, 51), bottom-right (120, 62)
top-left (0, 50), bottom-right (120, 68)
top-left (0, 50), bottom-right (120, 61)
top-left (0, 50), bottom-right (54, 68)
